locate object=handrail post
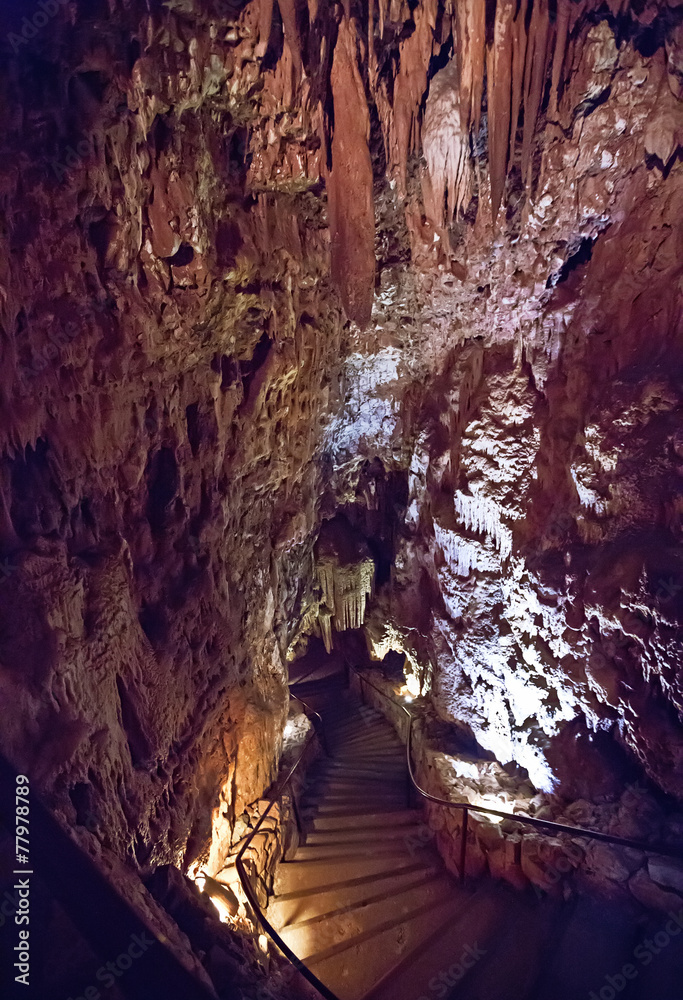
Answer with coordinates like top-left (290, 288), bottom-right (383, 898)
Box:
top-left (460, 808), bottom-right (468, 887)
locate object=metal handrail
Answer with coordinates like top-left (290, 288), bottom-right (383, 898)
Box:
top-left (289, 691), bottom-right (329, 757)
top-left (237, 667), bottom-right (683, 1000)
top-left (348, 665), bottom-right (683, 884)
top-left (234, 695), bottom-right (341, 1000)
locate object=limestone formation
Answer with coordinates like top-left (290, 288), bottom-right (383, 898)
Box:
top-left (1, 0), bottom-right (683, 993)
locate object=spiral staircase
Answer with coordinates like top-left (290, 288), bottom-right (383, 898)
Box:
top-left (266, 663), bottom-right (682, 1000)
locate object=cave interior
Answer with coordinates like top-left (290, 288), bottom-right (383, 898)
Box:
top-left (1, 0), bottom-right (683, 998)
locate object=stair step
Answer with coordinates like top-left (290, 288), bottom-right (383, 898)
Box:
top-left (331, 738), bottom-right (399, 748)
top-left (292, 841), bottom-right (432, 862)
top-left (302, 788), bottom-right (407, 804)
top-left (304, 825), bottom-right (422, 846)
top-left (313, 766), bottom-right (407, 782)
top-left (315, 758), bottom-right (404, 771)
top-left (327, 728), bottom-right (397, 740)
top-left (310, 774), bottom-right (406, 790)
top-left (305, 892), bottom-right (466, 999)
top-left (272, 860), bottom-right (438, 901)
top-left (274, 870), bottom-right (446, 934)
top-left (301, 800), bottom-right (409, 817)
top-left (309, 809), bottom-right (421, 830)
top-left (280, 873), bottom-right (455, 960)
top-left (362, 882), bottom-right (511, 1000)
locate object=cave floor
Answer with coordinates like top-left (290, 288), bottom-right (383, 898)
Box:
top-left (269, 673), bottom-right (682, 1000)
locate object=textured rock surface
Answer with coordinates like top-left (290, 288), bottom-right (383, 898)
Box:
top-left (2, 0), bottom-right (683, 988)
top-left (0, 0), bottom-right (343, 880)
top-left (324, 0), bottom-right (683, 802)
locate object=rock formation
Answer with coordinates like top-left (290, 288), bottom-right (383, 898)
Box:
top-left (1, 0), bottom-right (683, 992)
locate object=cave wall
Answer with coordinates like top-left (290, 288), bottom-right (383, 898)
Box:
top-left (0, 0), bottom-right (343, 873)
top-left (1, 0), bottom-right (683, 903)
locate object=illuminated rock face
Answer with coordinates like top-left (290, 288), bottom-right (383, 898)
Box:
top-left (1, 0), bottom-right (683, 915)
top-left (324, 5), bottom-right (683, 800)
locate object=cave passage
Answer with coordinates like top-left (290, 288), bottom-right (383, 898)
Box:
top-left (1, 0), bottom-right (683, 998)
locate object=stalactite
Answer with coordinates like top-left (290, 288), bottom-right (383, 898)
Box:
top-left (453, 0), bottom-right (487, 136)
top-left (521, 0), bottom-right (551, 189)
top-left (316, 554), bottom-right (375, 647)
top-left (486, 0), bottom-right (515, 224)
top-left (509, 0), bottom-right (528, 176)
top-left (258, 0), bottom-right (274, 56)
top-left (320, 611), bottom-right (333, 654)
top-left (453, 492), bottom-right (512, 560)
top-left (378, 0), bottom-right (387, 41)
top-left (277, 0), bottom-right (303, 77)
top-left (368, 0), bottom-right (377, 86)
top-left (327, 17), bottom-right (375, 328)
top-left (434, 524), bottom-right (481, 577)
top-left (549, 0), bottom-right (571, 118)
top-left (422, 60), bottom-right (473, 224)
top-left (315, 516), bottom-right (376, 648)
top-left (390, 0), bottom-right (439, 193)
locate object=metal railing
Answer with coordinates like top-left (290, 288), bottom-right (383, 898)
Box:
top-left (234, 693), bottom-right (340, 1000)
top-left (236, 667), bottom-right (683, 1000)
top-left (349, 665), bottom-right (683, 885)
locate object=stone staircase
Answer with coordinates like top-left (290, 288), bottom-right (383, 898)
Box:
top-left (269, 669), bottom-right (681, 1000)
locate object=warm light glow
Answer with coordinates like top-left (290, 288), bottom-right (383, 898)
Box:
top-left (405, 673), bottom-right (421, 697)
top-left (398, 683), bottom-right (417, 702)
top-left (191, 870), bottom-right (241, 924)
top-left (187, 861), bottom-right (203, 882)
top-left (258, 934), bottom-right (269, 953)
top-left (471, 799), bottom-right (505, 824)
